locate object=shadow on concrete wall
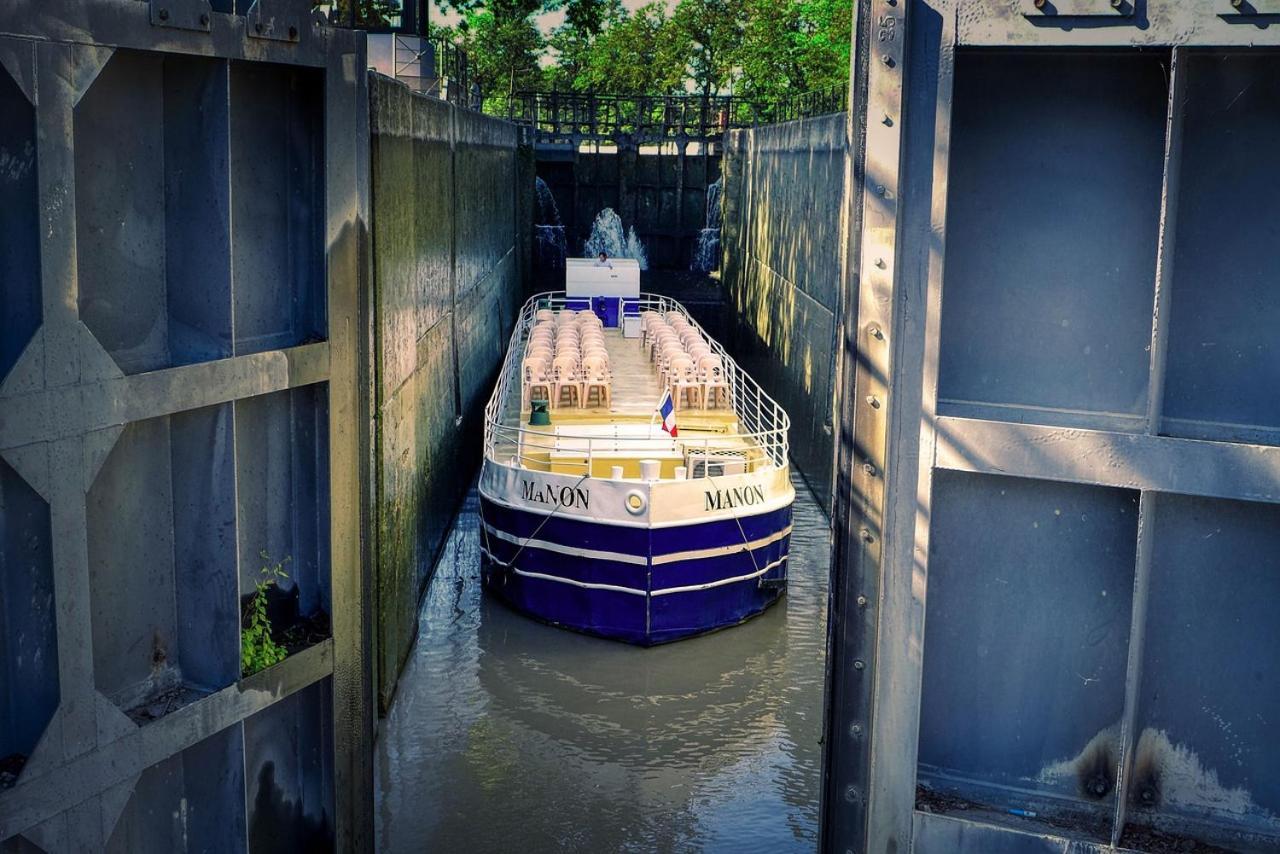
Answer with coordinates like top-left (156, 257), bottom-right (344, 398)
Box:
top-left (368, 73), bottom-right (534, 713)
top-left (721, 113), bottom-right (847, 511)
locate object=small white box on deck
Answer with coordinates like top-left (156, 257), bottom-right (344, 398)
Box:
top-left (622, 316), bottom-right (641, 338)
top-left (565, 257), bottom-right (641, 298)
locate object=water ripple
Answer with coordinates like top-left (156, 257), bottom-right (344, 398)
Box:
top-left (377, 471), bottom-right (831, 853)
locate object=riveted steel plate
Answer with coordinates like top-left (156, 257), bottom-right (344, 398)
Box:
top-left (1022, 0), bottom-right (1131, 16)
top-left (148, 0), bottom-right (212, 32)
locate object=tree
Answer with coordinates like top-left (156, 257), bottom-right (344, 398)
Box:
top-left (543, 0), bottom-right (624, 91)
top-left (734, 0), bottom-right (806, 101)
top-left (670, 0), bottom-right (744, 97)
top-left (438, 0), bottom-right (546, 107)
top-left (715, 0), bottom-right (852, 100)
top-left (572, 3), bottom-right (689, 95)
top-left (793, 0), bottom-right (853, 91)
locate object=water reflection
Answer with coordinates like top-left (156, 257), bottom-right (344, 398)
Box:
top-left (376, 472), bottom-right (830, 853)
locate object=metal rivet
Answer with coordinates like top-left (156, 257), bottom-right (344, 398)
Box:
top-left (875, 184), bottom-right (886, 197)
top-left (881, 54), bottom-right (894, 67)
top-left (289, 24), bottom-right (298, 39)
top-left (859, 528), bottom-right (874, 543)
top-left (868, 323), bottom-right (884, 340)
top-left (1033, 0), bottom-right (1046, 7)
top-left (851, 723), bottom-right (863, 735)
top-left (865, 395), bottom-right (881, 409)
top-left (1231, 0), bottom-right (1243, 6)
top-left (875, 257), bottom-right (887, 269)
top-left (1111, 0), bottom-right (1123, 7)
top-left (853, 659), bottom-right (865, 670)
top-left (883, 114), bottom-right (893, 126)
top-left (844, 785), bottom-right (860, 804)
top-left (158, 7), bottom-right (169, 19)
top-left (857, 595), bottom-right (868, 607)
top-left (862, 463), bottom-right (876, 477)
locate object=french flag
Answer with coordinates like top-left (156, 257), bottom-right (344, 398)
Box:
top-left (658, 388), bottom-right (678, 437)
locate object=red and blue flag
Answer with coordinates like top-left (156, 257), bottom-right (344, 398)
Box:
top-left (658, 388), bottom-right (678, 437)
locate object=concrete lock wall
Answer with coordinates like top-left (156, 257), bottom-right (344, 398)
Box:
top-left (368, 74), bottom-right (532, 714)
top-left (722, 114), bottom-right (847, 511)
top-left (537, 144), bottom-right (721, 269)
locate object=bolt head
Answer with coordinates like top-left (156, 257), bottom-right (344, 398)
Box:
top-left (199, 11), bottom-right (210, 25)
top-left (1033, 0), bottom-right (1046, 7)
top-left (862, 463), bottom-right (877, 477)
top-left (859, 527), bottom-right (874, 543)
top-left (1231, 0), bottom-right (1243, 6)
top-left (851, 723), bottom-right (863, 735)
top-left (288, 24), bottom-right (299, 39)
top-left (856, 595), bottom-right (868, 607)
top-left (853, 659), bottom-right (865, 670)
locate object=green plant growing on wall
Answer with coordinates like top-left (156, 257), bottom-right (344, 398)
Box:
top-left (241, 552), bottom-right (292, 677)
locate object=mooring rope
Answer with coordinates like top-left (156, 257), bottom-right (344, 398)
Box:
top-left (704, 470), bottom-right (765, 581)
top-left (478, 471), bottom-right (593, 572)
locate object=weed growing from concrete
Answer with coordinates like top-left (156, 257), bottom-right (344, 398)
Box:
top-left (241, 552), bottom-right (291, 677)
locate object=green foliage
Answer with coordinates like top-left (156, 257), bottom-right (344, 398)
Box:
top-left (433, 0), bottom-right (855, 100)
top-left (358, 0), bottom-right (405, 26)
top-left (670, 0), bottom-right (743, 97)
top-left (543, 0), bottom-right (624, 91)
top-left (437, 0), bottom-right (546, 108)
top-left (241, 553), bottom-right (291, 678)
top-left (569, 3), bottom-right (689, 95)
top-left (313, 0), bottom-right (407, 27)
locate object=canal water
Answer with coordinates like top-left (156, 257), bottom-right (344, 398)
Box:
top-left (375, 471), bottom-right (831, 853)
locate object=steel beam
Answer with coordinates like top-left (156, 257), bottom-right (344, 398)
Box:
top-left (934, 416), bottom-right (1280, 505)
top-left (823, 0), bottom-right (909, 850)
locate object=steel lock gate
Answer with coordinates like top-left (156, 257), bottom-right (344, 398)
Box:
top-left (826, 2), bottom-right (1280, 852)
top-left (0, 2), bottom-right (372, 850)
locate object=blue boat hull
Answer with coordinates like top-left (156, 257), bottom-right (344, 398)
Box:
top-left (479, 497), bottom-right (791, 645)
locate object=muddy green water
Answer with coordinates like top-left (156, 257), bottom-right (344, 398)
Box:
top-left (375, 472), bottom-right (830, 853)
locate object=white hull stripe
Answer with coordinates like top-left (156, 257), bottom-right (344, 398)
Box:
top-left (651, 526), bottom-right (792, 565)
top-left (482, 524), bottom-right (648, 565)
top-left (651, 555), bottom-right (788, 596)
top-left (481, 522), bottom-right (792, 567)
top-left (481, 546), bottom-right (788, 597)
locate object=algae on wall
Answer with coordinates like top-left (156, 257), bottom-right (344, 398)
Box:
top-left (722, 113), bottom-right (847, 511)
top-left (368, 74), bottom-right (532, 713)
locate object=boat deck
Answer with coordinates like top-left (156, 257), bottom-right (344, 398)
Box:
top-left (494, 326), bottom-right (767, 479)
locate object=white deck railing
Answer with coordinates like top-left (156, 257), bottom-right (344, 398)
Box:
top-left (483, 291), bottom-right (791, 479)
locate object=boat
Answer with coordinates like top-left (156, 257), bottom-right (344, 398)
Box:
top-left (478, 259), bottom-right (794, 645)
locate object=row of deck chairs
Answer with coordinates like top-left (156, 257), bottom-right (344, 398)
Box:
top-left (521, 309), bottom-right (613, 409)
top-left (640, 311), bottom-right (730, 411)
